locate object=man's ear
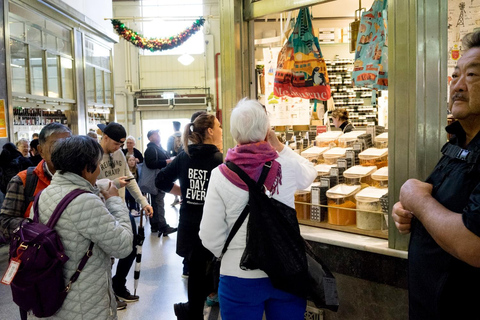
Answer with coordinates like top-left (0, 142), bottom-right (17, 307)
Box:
top-left (37, 144), bottom-right (44, 158)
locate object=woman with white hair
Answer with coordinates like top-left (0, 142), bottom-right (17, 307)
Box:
top-left (199, 98), bottom-right (316, 320)
top-left (122, 135), bottom-right (143, 163)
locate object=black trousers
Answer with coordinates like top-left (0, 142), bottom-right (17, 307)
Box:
top-left (113, 214), bottom-right (137, 293)
top-left (187, 244), bottom-right (215, 320)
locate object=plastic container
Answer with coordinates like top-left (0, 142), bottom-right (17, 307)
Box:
top-left (355, 187), bottom-right (388, 230)
top-left (314, 164), bottom-right (335, 181)
top-left (315, 131), bottom-right (344, 147)
top-left (343, 165), bottom-right (377, 188)
top-left (295, 190), bottom-right (311, 220)
top-left (371, 166), bottom-right (388, 188)
top-left (358, 147), bottom-right (388, 168)
top-left (326, 184), bottom-right (361, 225)
top-left (375, 132), bottom-right (388, 148)
top-left (338, 131), bottom-right (366, 148)
top-left (301, 146), bottom-right (330, 164)
top-left (323, 147), bottom-right (351, 165)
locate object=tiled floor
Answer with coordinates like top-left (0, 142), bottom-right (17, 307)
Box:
top-left (0, 194), bottom-right (220, 320)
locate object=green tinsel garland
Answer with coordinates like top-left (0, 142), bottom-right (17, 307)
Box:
top-left (111, 18), bottom-right (205, 52)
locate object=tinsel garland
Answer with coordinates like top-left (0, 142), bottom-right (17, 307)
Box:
top-left (111, 18), bottom-right (205, 52)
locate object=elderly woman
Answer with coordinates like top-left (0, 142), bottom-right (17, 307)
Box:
top-left (199, 98), bottom-right (317, 320)
top-left (32, 135), bottom-right (133, 319)
top-left (331, 108), bottom-right (355, 133)
top-left (122, 135), bottom-right (143, 163)
top-left (15, 138), bottom-right (30, 157)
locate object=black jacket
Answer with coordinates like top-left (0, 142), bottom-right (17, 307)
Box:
top-left (155, 144), bottom-right (222, 257)
top-left (122, 147), bottom-right (144, 163)
top-left (408, 121), bottom-right (480, 320)
top-left (144, 142), bottom-right (169, 170)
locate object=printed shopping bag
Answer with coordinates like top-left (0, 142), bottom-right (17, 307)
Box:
top-left (274, 7), bottom-right (331, 101)
top-left (352, 0), bottom-right (388, 90)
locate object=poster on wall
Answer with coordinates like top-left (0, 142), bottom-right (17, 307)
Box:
top-left (263, 47), bottom-right (310, 126)
top-left (448, 0), bottom-right (480, 68)
top-left (0, 100), bottom-right (8, 138)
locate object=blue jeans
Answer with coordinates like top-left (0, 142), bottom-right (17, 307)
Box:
top-left (218, 276), bottom-right (306, 320)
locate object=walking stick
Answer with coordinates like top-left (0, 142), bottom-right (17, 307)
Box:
top-left (134, 208), bottom-right (145, 296)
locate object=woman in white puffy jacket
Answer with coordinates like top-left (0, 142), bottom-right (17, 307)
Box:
top-left (199, 98), bottom-right (317, 320)
top-left (32, 135), bottom-right (133, 319)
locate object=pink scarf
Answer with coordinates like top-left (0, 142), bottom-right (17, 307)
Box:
top-left (219, 141), bottom-right (282, 193)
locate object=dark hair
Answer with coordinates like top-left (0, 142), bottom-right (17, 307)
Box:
top-left (30, 139), bottom-right (40, 151)
top-left (183, 114), bottom-right (216, 155)
top-left (52, 135), bottom-right (104, 176)
top-left (173, 121), bottom-right (181, 131)
top-left (190, 111), bottom-right (207, 122)
top-left (331, 108), bottom-right (349, 121)
top-left (462, 31), bottom-right (480, 50)
top-left (39, 123), bottom-right (71, 146)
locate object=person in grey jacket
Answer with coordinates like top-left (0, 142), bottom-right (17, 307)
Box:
top-left (32, 135), bottom-right (133, 320)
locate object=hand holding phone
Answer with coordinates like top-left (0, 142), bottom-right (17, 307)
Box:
top-left (124, 177), bottom-right (135, 182)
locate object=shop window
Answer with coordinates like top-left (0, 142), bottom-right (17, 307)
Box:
top-left (26, 25), bottom-right (41, 47)
top-left (60, 57), bottom-right (74, 100)
top-left (30, 46), bottom-right (44, 96)
top-left (10, 39), bottom-right (29, 93)
top-left (84, 37), bottom-right (112, 106)
top-left (47, 53), bottom-right (59, 98)
top-left (9, 17), bottom-right (25, 41)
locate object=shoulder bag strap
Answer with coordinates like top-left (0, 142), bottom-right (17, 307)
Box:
top-left (24, 166), bottom-right (38, 204)
top-left (46, 189), bottom-right (91, 228)
top-left (218, 161), bottom-right (272, 260)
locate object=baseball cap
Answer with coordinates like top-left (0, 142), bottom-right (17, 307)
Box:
top-left (97, 122), bottom-right (127, 143)
top-left (147, 129), bottom-right (159, 139)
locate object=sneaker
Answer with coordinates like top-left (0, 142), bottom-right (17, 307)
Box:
top-left (181, 272), bottom-right (189, 279)
top-left (116, 296), bottom-right (127, 310)
top-left (159, 226), bottom-right (178, 237)
top-left (206, 294), bottom-right (219, 307)
top-left (115, 288), bottom-right (139, 302)
top-left (173, 302), bottom-right (189, 320)
top-left (130, 209), bottom-right (140, 217)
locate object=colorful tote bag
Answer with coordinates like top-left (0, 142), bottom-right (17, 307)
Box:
top-left (352, 0), bottom-right (388, 90)
top-left (274, 7), bottom-right (331, 101)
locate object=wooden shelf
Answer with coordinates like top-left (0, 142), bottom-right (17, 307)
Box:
top-left (298, 219), bottom-right (388, 239)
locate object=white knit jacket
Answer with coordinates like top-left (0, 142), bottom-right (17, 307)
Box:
top-left (199, 146), bottom-right (317, 279)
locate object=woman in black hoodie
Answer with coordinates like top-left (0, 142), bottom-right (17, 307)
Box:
top-left (156, 114), bottom-right (223, 320)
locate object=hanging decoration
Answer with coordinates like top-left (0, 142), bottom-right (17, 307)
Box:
top-left (111, 18), bottom-right (205, 52)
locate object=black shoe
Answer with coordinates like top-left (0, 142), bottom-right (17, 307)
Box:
top-left (116, 296), bottom-right (127, 310)
top-left (174, 302), bottom-right (189, 320)
top-left (151, 228), bottom-right (159, 233)
top-left (115, 288), bottom-right (139, 302)
top-left (162, 226), bottom-right (178, 237)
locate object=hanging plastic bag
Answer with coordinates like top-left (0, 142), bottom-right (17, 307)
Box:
top-left (352, 0), bottom-right (388, 90)
top-left (274, 7), bottom-right (331, 101)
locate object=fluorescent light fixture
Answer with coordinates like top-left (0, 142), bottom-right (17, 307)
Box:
top-left (178, 53), bottom-right (194, 66)
top-left (11, 64), bottom-right (23, 68)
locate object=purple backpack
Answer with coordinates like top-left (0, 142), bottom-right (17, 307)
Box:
top-left (8, 189), bottom-right (93, 318)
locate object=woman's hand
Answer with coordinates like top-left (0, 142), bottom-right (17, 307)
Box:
top-left (101, 183), bottom-right (119, 200)
top-left (266, 129), bottom-right (284, 152)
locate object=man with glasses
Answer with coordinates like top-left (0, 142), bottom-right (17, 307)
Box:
top-left (97, 122), bottom-right (153, 308)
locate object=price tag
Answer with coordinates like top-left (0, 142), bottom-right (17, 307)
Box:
top-left (1, 258), bottom-right (21, 285)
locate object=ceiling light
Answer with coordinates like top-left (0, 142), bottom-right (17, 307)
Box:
top-left (178, 53), bottom-right (194, 66)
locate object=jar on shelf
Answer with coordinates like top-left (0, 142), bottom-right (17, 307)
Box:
top-left (323, 147), bottom-right (350, 165)
top-left (326, 184), bottom-right (361, 225)
top-left (315, 131), bottom-right (343, 148)
top-left (375, 132), bottom-right (388, 148)
top-left (295, 190), bottom-right (311, 220)
top-left (314, 163), bottom-right (336, 181)
top-left (355, 187), bottom-right (388, 230)
top-left (301, 146), bottom-right (330, 164)
top-left (358, 147), bottom-right (388, 168)
top-left (338, 131), bottom-right (366, 148)
top-left (343, 165), bottom-right (377, 188)
top-left (371, 166), bottom-right (388, 188)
